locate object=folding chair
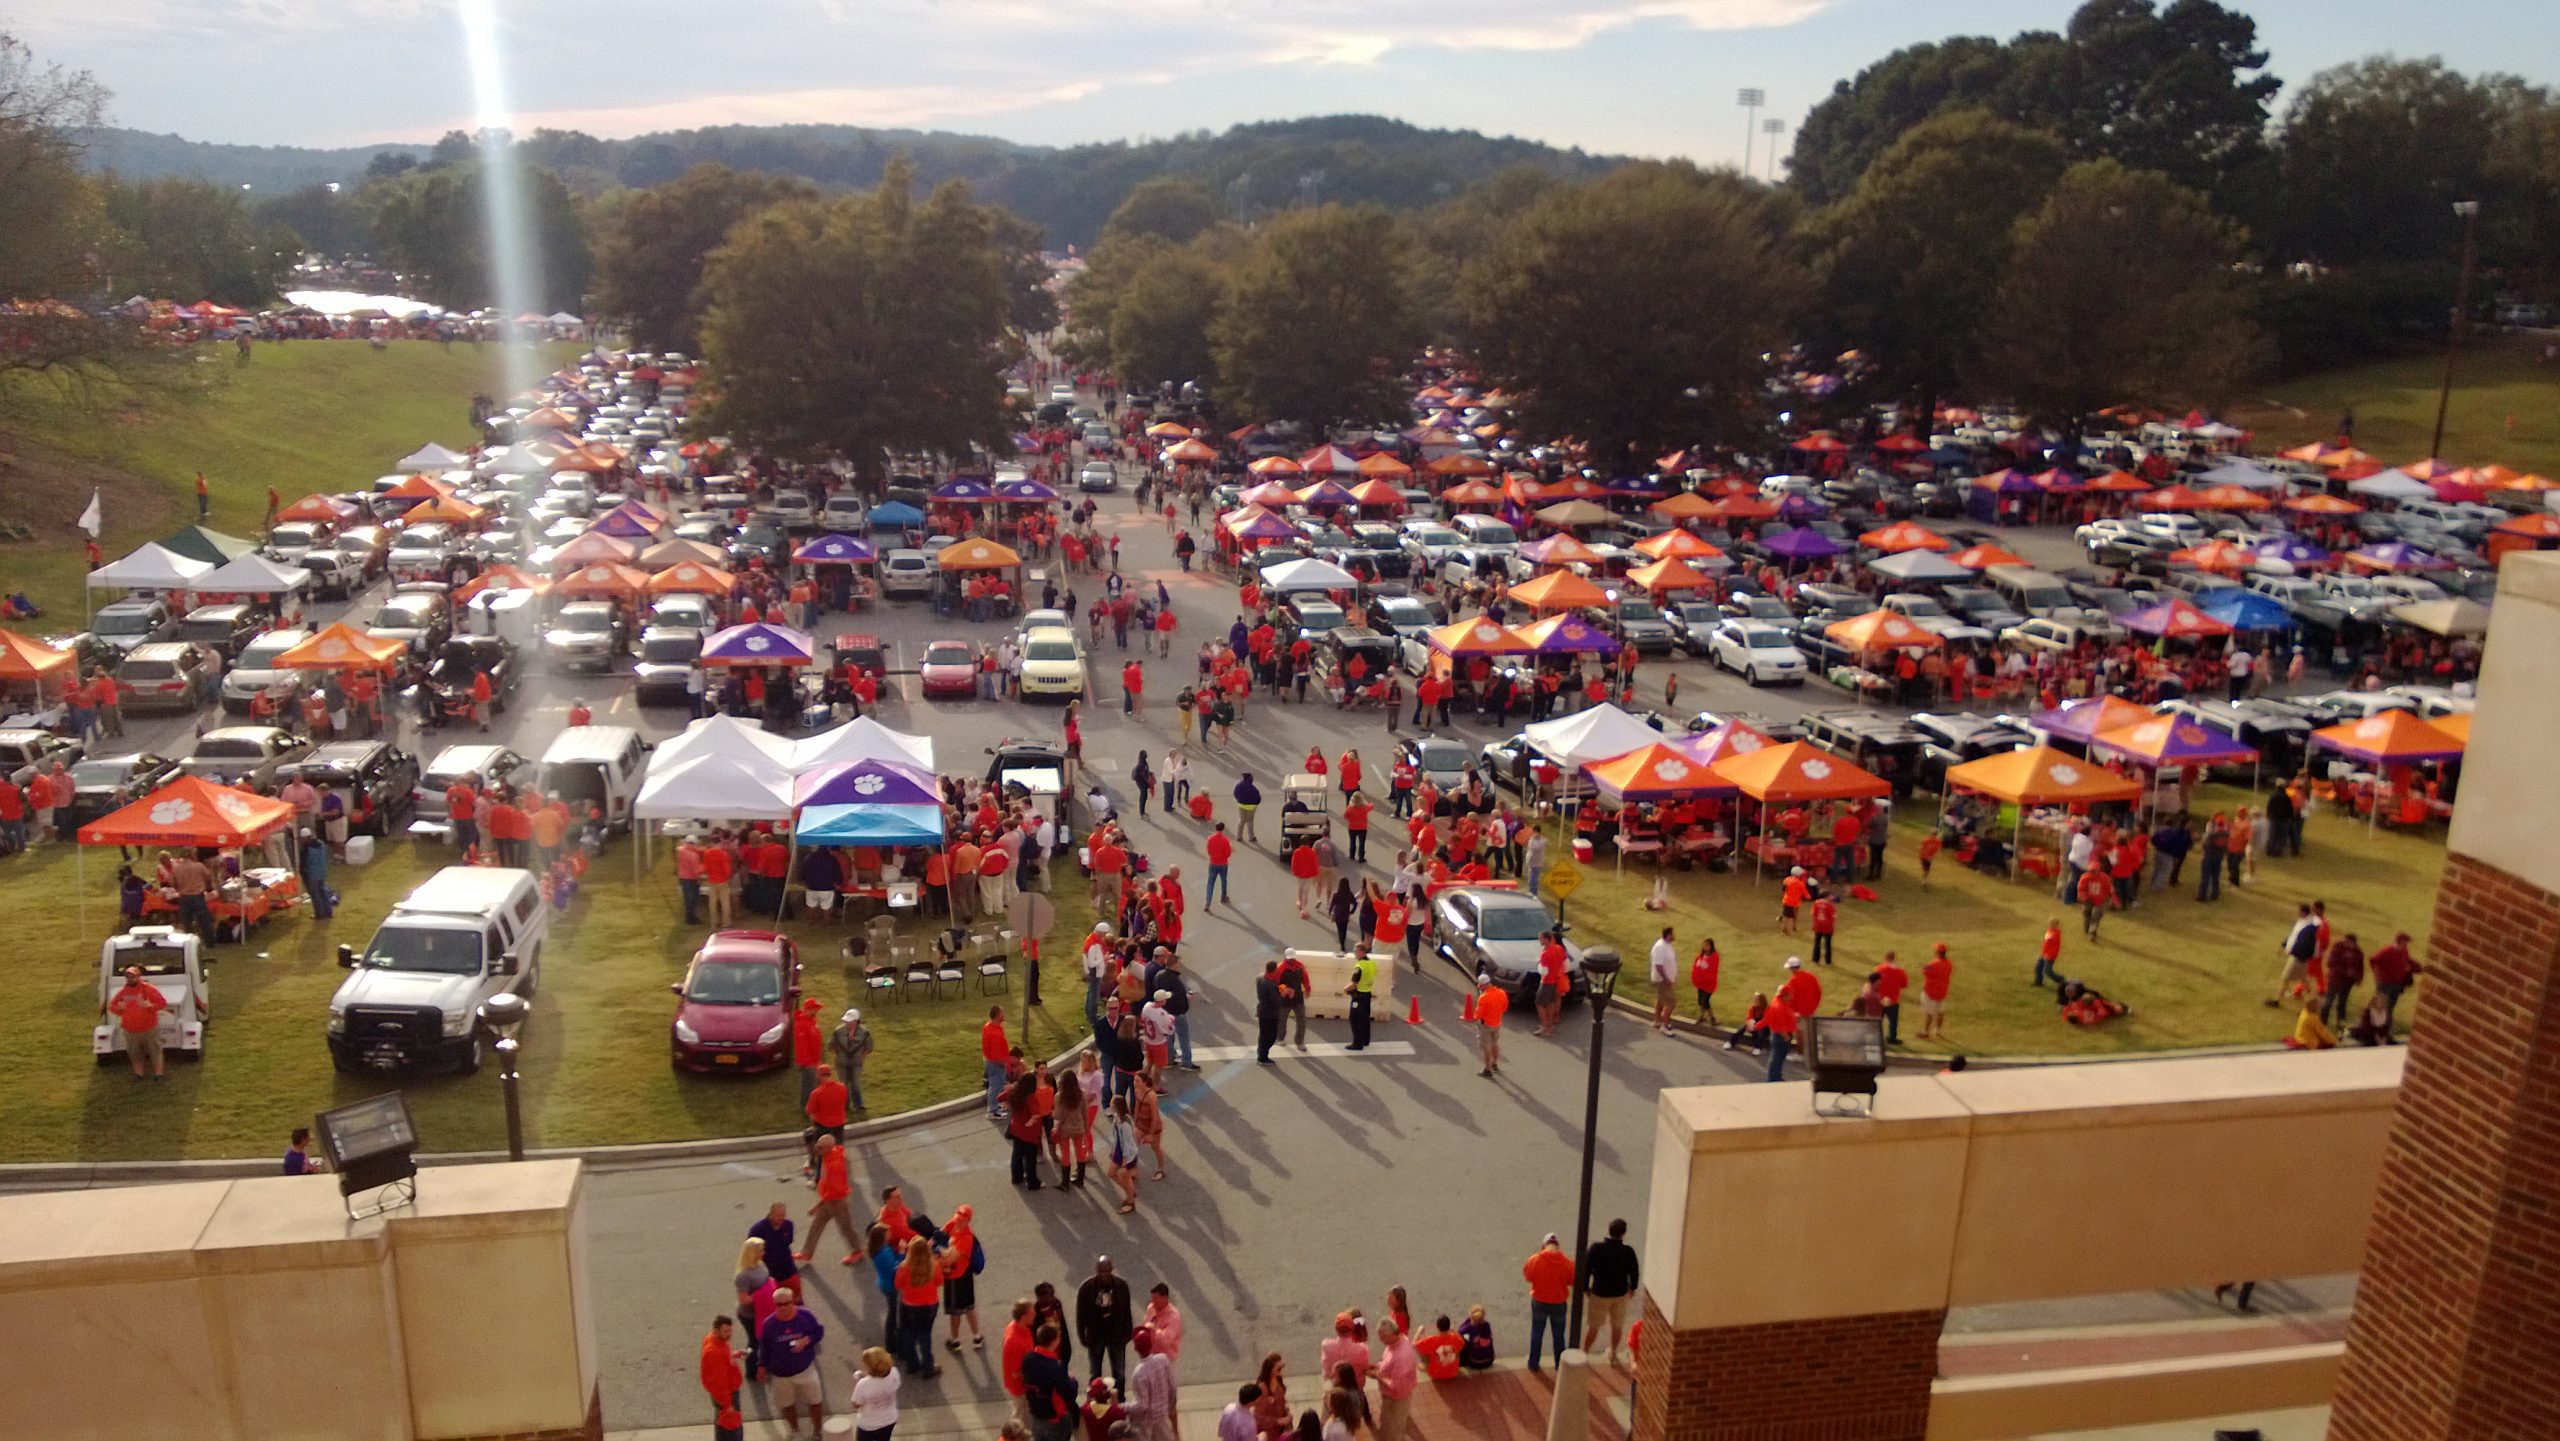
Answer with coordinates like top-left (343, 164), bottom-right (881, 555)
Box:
top-left (933, 953), bottom-right (967, 1000)
top-left (893, 941), bottom-right (930, 1002)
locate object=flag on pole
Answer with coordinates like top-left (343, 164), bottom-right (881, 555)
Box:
top-left (76, 489), bottom-right (101, 538)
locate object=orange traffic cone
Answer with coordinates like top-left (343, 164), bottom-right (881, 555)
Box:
top-left (1406, 995), bottom-right (1424, 1025)
top-left (1461, 990), bottom-right (1477, 1023)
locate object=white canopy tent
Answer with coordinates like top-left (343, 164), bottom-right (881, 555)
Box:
top-left (2194, 458), bottom-right (2292, 490)
top-left (1523, 703), bottom-right (1661, 766)
top-left (633, 752), bottom-right (795, 822)
top-left (2348, 471), bottom-right (2433, 501)
top-left (88, 543), bottom-right (212, 591)
top-left (1259, 556), bottom-right (1361, 592)
top-left (792, 716), bottom-right (934, 775)
top-left (653, 715), bottom-right (795, 771)
top-left (195, 553), bottom-right (315, 594)
top-left (1867, 550), bottom-right (1973, 584)
top-left (396, 442), bottom-right (469, 473)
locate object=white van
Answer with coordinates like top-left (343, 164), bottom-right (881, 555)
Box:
top-left (1982, 564), bottom-right (2072, 619)
top-left (1450, 514), bottom-right (1521, 555)
top-left (536, 725), bottom-right (648, 832)
top-left (327, 867), bottom-right (550, 1074)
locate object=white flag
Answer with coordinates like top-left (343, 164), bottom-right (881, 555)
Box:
top-left (75, 489), bottom-right (101, 538)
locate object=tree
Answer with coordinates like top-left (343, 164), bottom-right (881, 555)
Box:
top-left (101, 178), bottom-right (300, 306)
top-left (2275, 58), bottom-right (2537, 267)
top-left (1788, 36), bottom-right (2023, 205)
top-left (593, 164), bottom-right (817, 350)
top-left (364, 160), bottom-right (594, 311)
top-left (1466, 164), bottom-right (1808, 470)
top-left (1971, 160), bottom-right (2265, 426)
top-left (1110, 243), bottom-right (1229, 391)
top-left (986, 208), bottom-right (1062, 336)
top-left (1809, 110), bottom-right (2070, 427)
top-left (1211, 205), bottom-right (1422, 431)
top-left (693, 161), bottom-right (1015, 474)
top-left (1101, 178), bottom-right (1222, 247)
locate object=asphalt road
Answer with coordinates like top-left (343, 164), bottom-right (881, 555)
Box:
top-left (83, 459), bottom-right (2297, 1431)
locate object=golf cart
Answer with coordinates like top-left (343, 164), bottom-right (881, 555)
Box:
top-left (92, 926), bottom-right (209, 1064)
top-left (1278, 772), bottom-right (1330, 854)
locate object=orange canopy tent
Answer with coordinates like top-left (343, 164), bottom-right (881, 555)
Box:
top-left (1948, 542), bottom-right (2024, 570)
top-left (2136, 484), bottom-right (2210, 511)
top-left (403, 496), bottom-right (486, 526)
top-left (2283, 493), bottom-right (2364, 516)
top-left (2488, 472), bottom-right (2558, 493)
top-left (1710, 741), bottom-right (1892, 803)
top-left (547, 449), bottom-right (615, 474)
top-left (1626, 556), bottom-right (1712, 594)
top-left (1439, 480), bottom-right (1503, 506)
top-left (2429, 711), bottom-right (2472, 745)
top-left (1649, 492), bottom-right (1716, 521)
top-left (2493, 513), bottom-right (2560, 538)
top-left (1507, 570), bottom-right (1609, 613)
top-left (2310, 709), bottom-right (2466, 765)
top-left (2085, 470), bottom-right (2151, 493)
top-left (1299, 445), bottom-right (1361, 475)
top-left (1586, 742), bottom-right (1740, 809)
top-left (2170, 540), bottom-right (2257, 574)
top-left (938, 538), bottom-right (1022, 570)
top-left (1246, 455), bottom-right (1302, 476)
top-left (646, 561), bottom-right (738, 596)
top-left (1534, 500), bottom-right (1613, 529)
top-left (1426, 615), bottom-right (1533, 656)
top-left (0, 630), bottom-right (76, 682)
top-left (1708, 494), bottom-right (1779, 521)
top-left (548, 531), bottom-right (642, 569)
top-left (453, 565), bottom-right (550, 603)
top-left (1826, 611), bottom-right (1940, 654)
top-left (2193, 485), bottom-right (2273, 511)
top-left (1356, 452), bottom-right (1413, 478)
top-left (275, 493), bottom-right (358, 524)
top-left (550, 562), bottom-right (650, 600)
top-left (635, 537), bottom-right (729, 571)
top-left (78, 775), bottom-right (297, 849)
top-left (1348, 479), bottom-right (1407, 508)
top-left (1631, 528), bottom-right (1723, 562)
top-left (1943, 745), bottom-right (2143, 806)
top-left (277, 622), bottom-right (406, 671)
top-left (1144, 421), bottom-right (1193, 439)
top-left (2457, 464), bottom-right (2524, 488)
top-left (1857, 521), bottom-right (1951, 553)
top-left (382, 474), bottom-right (455, 501)
top-left (1163, 438), bottom-right (1217, 464)
top-left (1517, 534), bottom-right (1603, 567)
top-left (1426, 453), bottom-right (1493, 476)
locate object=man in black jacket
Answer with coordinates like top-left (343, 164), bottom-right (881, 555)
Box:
top-left (1021, 1322), bottom-right (1078, 1441)
top-left (1075, 1255), bottom-right (1134, 1396)
top-left (1579, 1218), bottom-right (1641, 1366)
top-left (1255, 959), bottom-right (1283, 1065)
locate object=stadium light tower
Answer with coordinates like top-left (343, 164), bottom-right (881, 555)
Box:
top-left (1737, 89), bottom-right (1765, 177)
top-left (1763, 118), bottom-right (1788, 181)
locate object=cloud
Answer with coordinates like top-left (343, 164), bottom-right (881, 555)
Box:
top-left (489, 78), bottom-right (1129, 144)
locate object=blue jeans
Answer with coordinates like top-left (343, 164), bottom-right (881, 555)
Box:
top-left (1765, 1032), bottom-right (1792, 1082)
top-left (1528, 1299), bottom-right (1569, 1370)
top-left (985, 1059), bottom-right (1008, 1115)
top-left (1525, 864), bottom-right (1543, 899)
top-left (1206, 865), bottom-right (1230, 904)
top-left (679, 878), bottom-right (702, 924)
top-left (1881, 1002), bottom-right (1900, 1044)
top-left (2197, 859), bottom-right (2222, 901)
top-left (1174, 1013), bottom-right (1193, 1067)
top-left (1084, 976), bottom-right (1102, 1028)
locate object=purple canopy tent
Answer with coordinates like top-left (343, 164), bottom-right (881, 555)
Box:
top-left (2256, 535), bottom-right (2331, 568)
top-left (1971, 469), bottom-right (2038, 494)
top-left (793, 533), bottom-right (877, 564)
top-left (993, 478), bottom-right (1060, 503)
top-left (931, 478), bottom-right (995, 503)
top-left (1774, 493), bottom-right (1830, 523)
top-left (1517, 613), bottom-right (1623, 654)
top-left (1760, 526), bottom-right (1843, 559)
top-left (794, 757), bottom-right (943, 809)
top-left (699, 622), bottom-right (817, 667)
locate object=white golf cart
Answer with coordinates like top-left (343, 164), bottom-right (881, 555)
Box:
top-left (92, 926), bottom-right (209, 1064)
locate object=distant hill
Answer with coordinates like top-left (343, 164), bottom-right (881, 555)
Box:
top-left (75, 115), bottom-right (1626, 247)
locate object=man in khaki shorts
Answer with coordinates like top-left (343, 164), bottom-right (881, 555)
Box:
top-left (755, 1289), bottom-right (828, 1434)
top-left (1579, 1217), bottom-right (1641, 1366)
top-left (104, 966), bottom-right (169, 1081)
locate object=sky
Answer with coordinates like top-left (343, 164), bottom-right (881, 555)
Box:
top-left (19, 0), bottom-right (2560, 170)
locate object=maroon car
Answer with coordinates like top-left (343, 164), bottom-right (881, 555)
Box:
top-left (669, 931), bottom-right (802, 1073)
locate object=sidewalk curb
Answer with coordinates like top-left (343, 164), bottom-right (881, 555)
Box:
top-left (0, 1037), bottom-right (1096, 1188)
top-left (1598, 990), bottom-right (2284, 1071)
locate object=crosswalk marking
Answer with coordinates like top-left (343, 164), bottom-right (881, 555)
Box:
top-left (1186, 1041), bottom-right (1418, 1062)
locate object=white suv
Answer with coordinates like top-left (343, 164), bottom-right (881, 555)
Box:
top-left (327, 867), bottom-right (549, 1075)
top-left (1017, 626), bottom-right (1089, 699)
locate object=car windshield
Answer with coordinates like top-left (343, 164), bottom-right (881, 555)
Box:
top-left (924, 644), bottom-right (973, 665)
top-left (298, 761), bottom-right (365, 784)
top-left (2327, 578), bottom-right (2377, 598)
top-left (1415, 741), bottom-right (1466, 769)
top-left (687, 960), bottom-right (783, 1006)
top-left (238, 637), bottom-right (300, 666)
top-left (1475, 901), bottom-right (1551, 941)
top-left (558, 610), bottom-right (614, 634)
top-left (120, 660), bottom-right (178, 680)
top-left (371, 603), bottom-right (430, 628)
top-left (1896, 599), bottom-right (1947, 617)
top-left (71, 759), bottom-right (144, 787)
top-left (195, 737), bottom-right (272, 759)
top-left (1739, 628), bottom-right (1789, 649)
top-left (1466, 524), bottom-right (1517, 546)
top-left (1616, 601), bottom-right (1661, 621)
top-left (640, 634), bottom-right (699, 663)
top-left (1411, 528), bottom-right (1459, 547)
top-left (96, 610), bottom-right (159, 636)
top-left (360, 925), bottom-right (484, 975)
top-left (1025, 640), bottom-right (1078, 662)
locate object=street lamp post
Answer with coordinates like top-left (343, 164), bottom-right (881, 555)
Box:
top-left (2429, 200), bottom-right (2483, 461)
top-left (477, 992), bottom-right (528, 1161)
top-left (1565, 947), bottom-right (1624, 1346)
top-left (1737, 90), bottom-right (1765, 178)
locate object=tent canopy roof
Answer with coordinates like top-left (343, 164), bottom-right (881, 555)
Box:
top-left (1944, 745), bottom-right (2144, 804)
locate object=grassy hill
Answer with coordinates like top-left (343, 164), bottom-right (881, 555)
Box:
top-left (2226, 342), bottom-right (2560, 476)
top-left (0, 341), bottom-right (577, 619)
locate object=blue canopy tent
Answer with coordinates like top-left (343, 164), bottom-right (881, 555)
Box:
top-left (2195, 587), bottom-right (2298, 632)
top-left (797, 803), bottom-right (946, 847)
top-left (869, 500), bottom-right (925, 529)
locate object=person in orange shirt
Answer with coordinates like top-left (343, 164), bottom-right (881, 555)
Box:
top-left (981, 1006), bottom-right (1011, 1120)
top-left (1472, 973), bottom-right (1510, 1077)
top-left (1808, 894), bottom-right (1838, 966)
top-left (1919, 943), bottom-right (1954, 1041)
top-left (1778, 956), bottom-right (1821, 1020)
top-left (2035, 919), bottom-right (2064, 987)
top-left (802, 1133), bottom-right (858, 1264)
top-left (1415, 1315), bottom-right (1464, 1381)
top-left (529, 799), bottom-right (570, 872)
top-left (1871, 950), bottom-right (1909, 1045)
top-left (1760, 989), bottom-right (1801, 1081)
top-left (2075, 866), bottom-right (2114, 942)
top-left (699, 1316), bottom-right (746, 1441)
top-left (1777, 867), bottom-right (1809, 934)
top-left (1521, 1234), bottom-right (1575, 1373)
top-left (701, 837), bottom-right (736, 925)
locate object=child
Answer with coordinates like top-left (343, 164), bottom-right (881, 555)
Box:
top-left (1457, 1306), bottom-right (1495, 1371)
top-left (1917, 830), bottom-right (1942, 882)
top-left (1416, 1316), bottom-right (1463, 1381)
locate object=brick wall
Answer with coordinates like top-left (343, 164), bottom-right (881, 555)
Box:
top-left (1630, 1293), bottom-right (1940, 1441)
top-left (2328, 852), bottom-right (2560, 1441)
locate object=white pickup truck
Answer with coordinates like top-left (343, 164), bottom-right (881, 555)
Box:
top-left (327, 867), bottom-right (549, 1075)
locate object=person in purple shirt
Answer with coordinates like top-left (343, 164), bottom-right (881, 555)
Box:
top-left (281, 1127), bottom-right (323, 1176)
top-left (747, 1202), bottom-right (800, 1291)
top-left (757, 1288), bottom-right (828, 1436)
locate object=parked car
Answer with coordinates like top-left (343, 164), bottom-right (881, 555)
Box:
top-left (1595, 595), bottom-right (1674, 653)
top-left (1796, 710), bottom-right (1926, 797)
top-left (1905, 712), bottom-right (2032, 793)
top-left (763, 489), bottom-right (817, 531)
top-left (632, 627), bottom-right (704, 706)
top-left (114, 642), bottom-right (224, 714)
top-left (1704, 621), bottom-right (1807, 685)
top-left (669, 931), bottom-right (802, 1074)
top-left (327, 865), bottom-right (548, 1074)
top-left (1395, 733), bottom-right (1476, 792)
top-left (1077, 463), bottom-right (1118, 493)
top-left (919, 640), bottom-right (980, 698)
top-left (89, 598), bottom-right (175, 655)
top-left (879, 549), bottom-right (935, 599)
top-left (289, 740), bottom-right (422, 836)
top-left (0, 728), bottom-right (84, 787)
top-left (387, 523), bottom-right (457, 583)
top-left (1665, 601), bottom-right (1723, 655)
top-left (262, 522), bottom-right (332, 566)
top-left (409, 743), bottom-right (530, 841)
top-left (366, 589), bottom-right (453, 652)
top-left (1430, 886), bottom-right (1585, 1006)
top-left (540, 601), bottom-right (629, 672)
top-left (1016, 627), bottom-right (1088, 700)
top-left (424, 636), bottom-right (522, 714)
top-left (179, 726), bottom-right (310, 789)
top-left (220, 628), bottom-right (314, 716)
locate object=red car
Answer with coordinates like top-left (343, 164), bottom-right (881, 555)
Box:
top-left (669, 931), bottom-right (802, 1073)
top-left (919, 640), bottom-right (980, 698)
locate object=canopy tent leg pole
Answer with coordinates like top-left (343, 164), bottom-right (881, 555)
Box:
top-left (78, 840), bottom-right (89, 946)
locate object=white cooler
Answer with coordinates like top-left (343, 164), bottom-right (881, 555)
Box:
top-left (343, 834), bottom-right (376, 866)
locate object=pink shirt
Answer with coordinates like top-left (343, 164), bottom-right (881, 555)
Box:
top-left (1319, 1335), bottom-right (1371, 1387)
top-left (1375, 1337), bottom-right (1419, 1400)
top-left (1144, 1302), bottom-right (1183, 1360)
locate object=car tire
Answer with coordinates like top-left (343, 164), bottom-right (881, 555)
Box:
top-left (457, 1034), bottom-right (484, 1075)
top-left (330, 1050), bottom-right (362, 1075)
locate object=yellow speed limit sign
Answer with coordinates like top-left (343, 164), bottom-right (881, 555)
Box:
top-left (1541, 855), bottom-right (1584, 902)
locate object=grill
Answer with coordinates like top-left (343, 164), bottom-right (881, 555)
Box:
top-left (345, 1005), bottom-right (441, 1044)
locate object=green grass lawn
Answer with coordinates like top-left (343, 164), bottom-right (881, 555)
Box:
top-left (0, 340), bottom-right (580, 619)
top-left (2227, 345), bottom-right (2560, 474)
top-left (1555, 783), bottom-right (2438, 1058)
top-left (0, 838), bottom-right (1093, 1163)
